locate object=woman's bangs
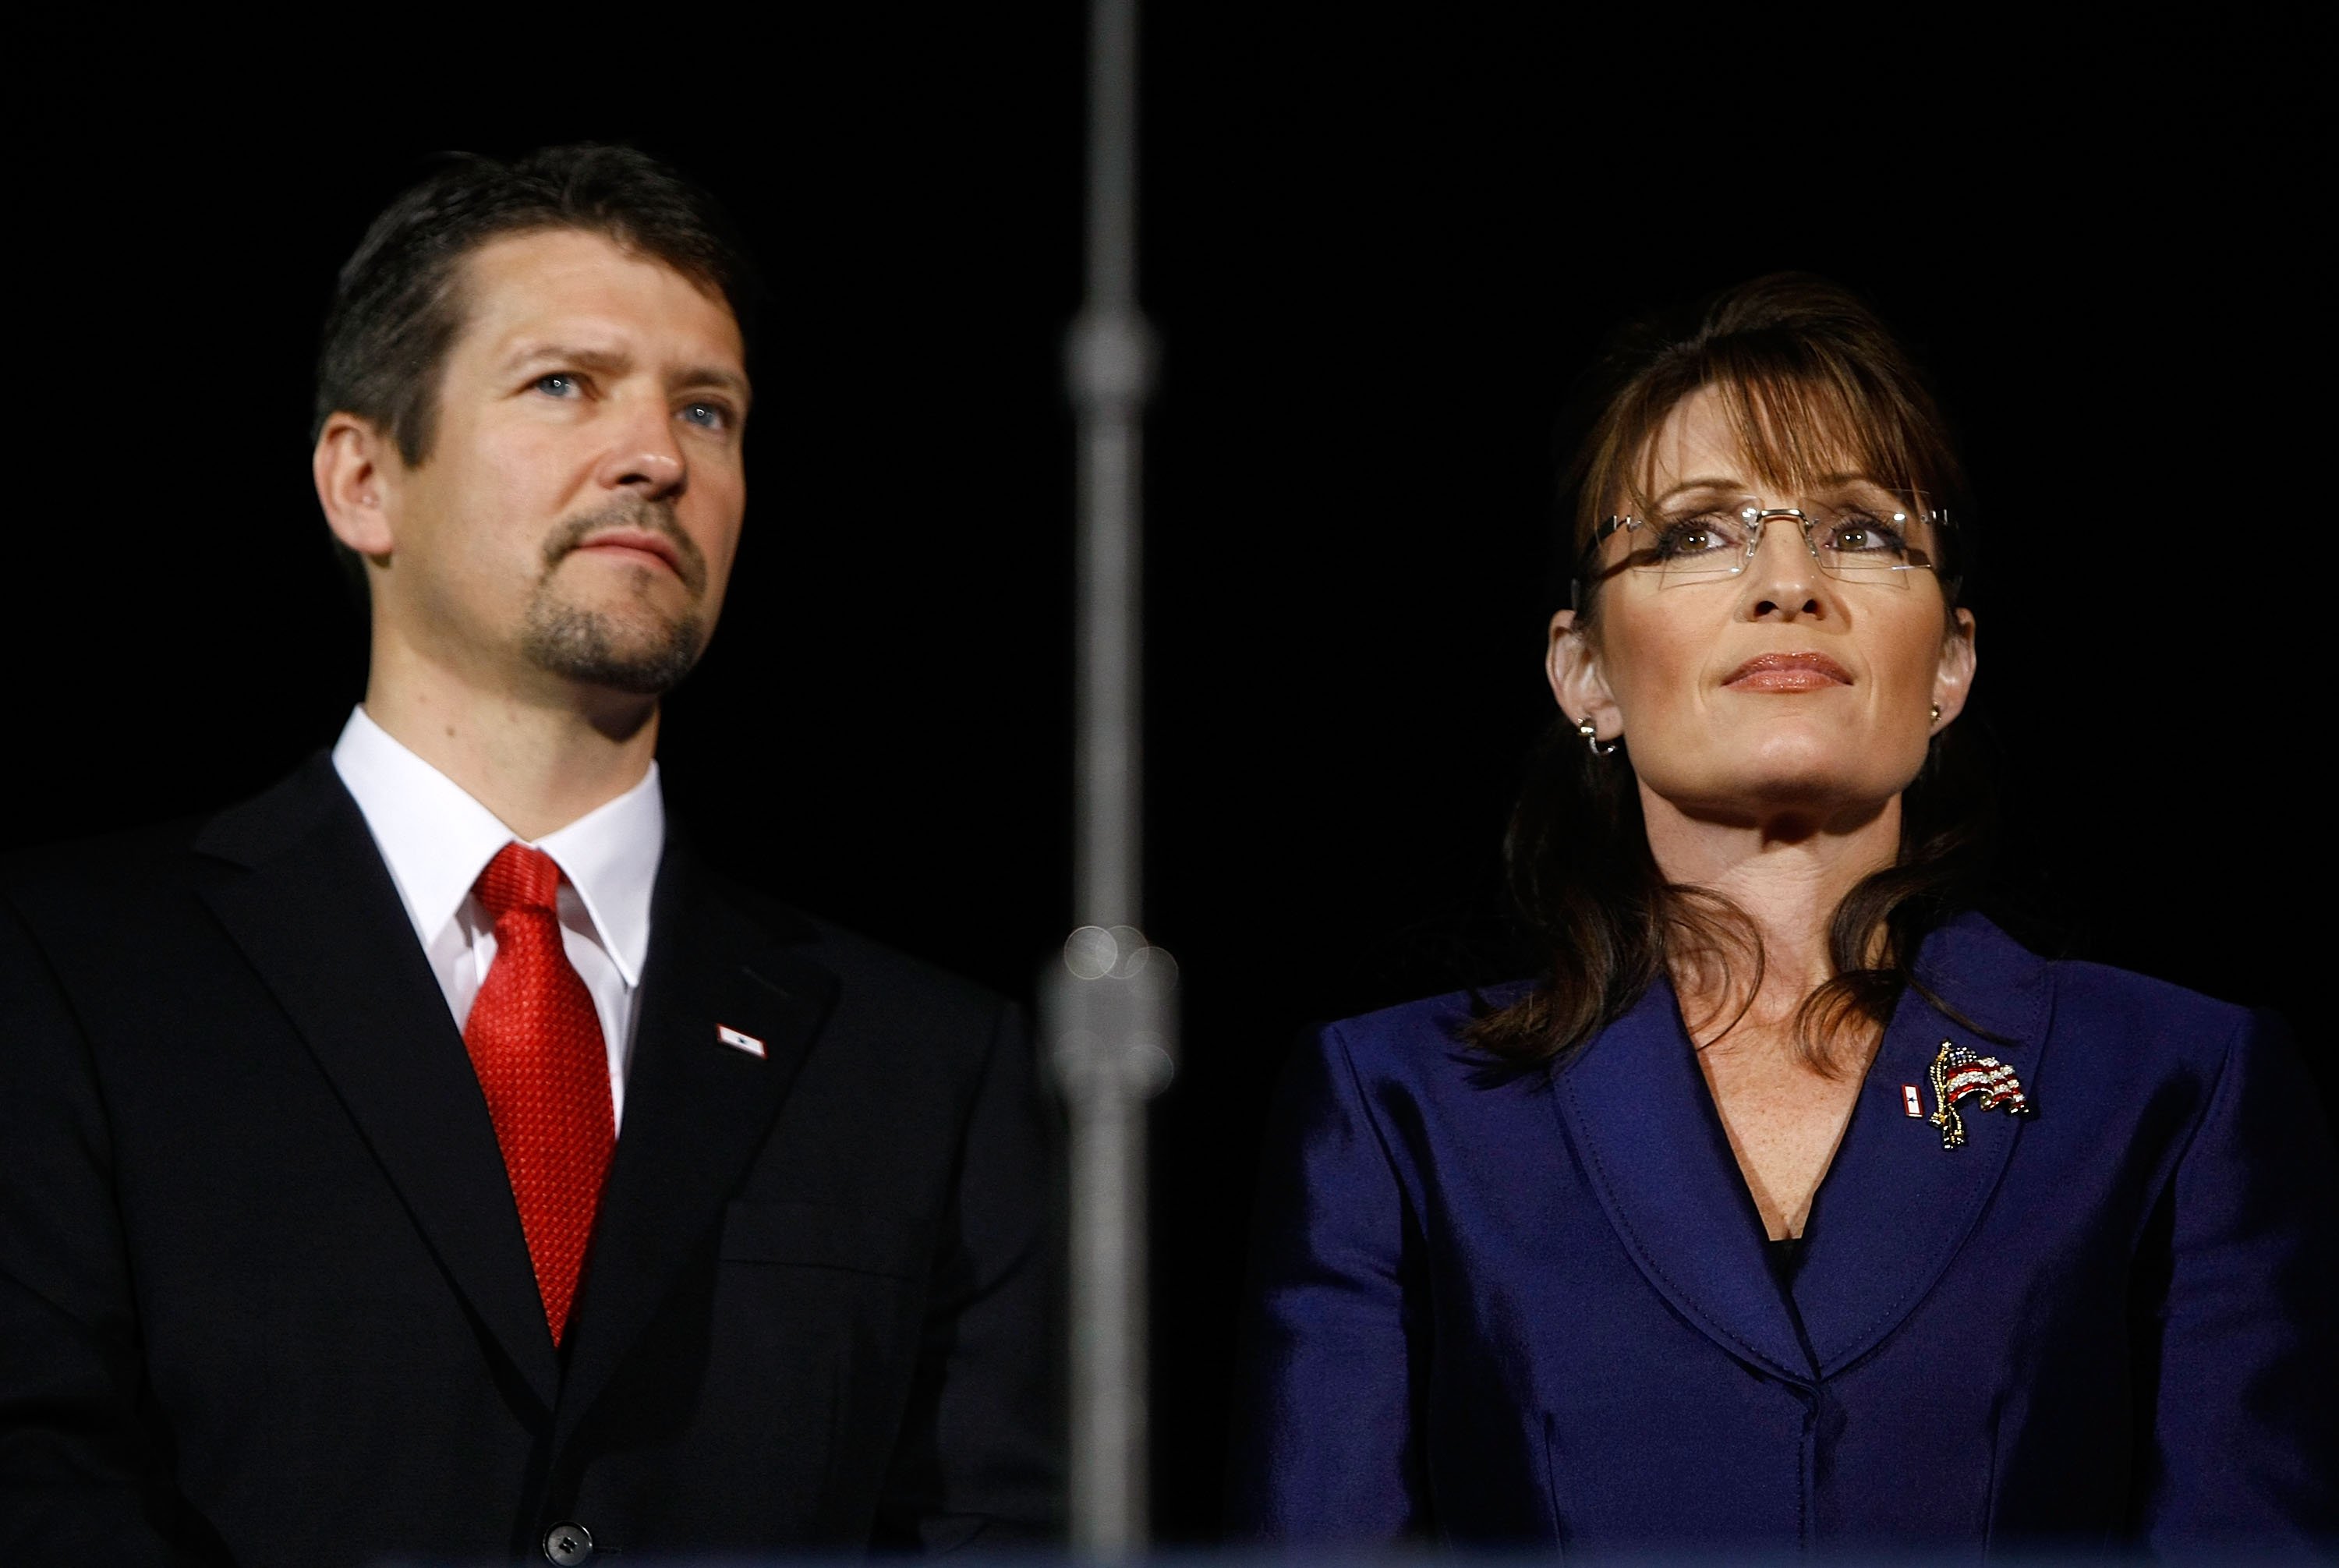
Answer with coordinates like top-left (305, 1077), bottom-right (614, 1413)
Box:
top-left (1705, 357), bottom-right (1931, 509)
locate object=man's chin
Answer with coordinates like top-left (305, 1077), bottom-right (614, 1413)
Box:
top-left (519, 601), bottom-right (706, 696)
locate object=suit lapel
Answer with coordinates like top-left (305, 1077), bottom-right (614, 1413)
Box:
top-left (1791, 914), bottom-right (2051, 1375)
top-left (195, 757), bottom-right (561, 1408)
top-left (1552, 981), bottom-right (1815, 1382)
top-left (553, 836), bottom-right (837, 1442)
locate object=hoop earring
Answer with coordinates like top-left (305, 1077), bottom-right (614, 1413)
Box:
top-left (1577, 715), bottom-right (1618, 758)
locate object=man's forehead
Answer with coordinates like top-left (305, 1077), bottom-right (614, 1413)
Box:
top-left (454, 228), bottom-right (745, 373)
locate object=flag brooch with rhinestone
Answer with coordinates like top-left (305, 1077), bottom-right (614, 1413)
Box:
top-left (1927, 1041), bottom-right (2033, 1149)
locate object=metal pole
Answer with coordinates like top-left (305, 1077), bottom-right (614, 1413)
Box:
top-left (1072, 0), bottom-right (1144, 930)
top-left (1046, 0), bottom-right (1174, 1556)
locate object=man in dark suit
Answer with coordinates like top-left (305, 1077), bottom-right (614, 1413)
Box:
top-left (0, 145), bottom-right (1059, 1566)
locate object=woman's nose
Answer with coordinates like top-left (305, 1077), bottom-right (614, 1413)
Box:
top-left (1743, 519), bottom-right (1826, 619)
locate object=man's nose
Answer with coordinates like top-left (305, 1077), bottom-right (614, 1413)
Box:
top-left (596, 400), bottom-right (688, 500)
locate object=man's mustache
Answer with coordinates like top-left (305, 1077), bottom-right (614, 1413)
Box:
top-left (540, 498), bottom-right (710, 596)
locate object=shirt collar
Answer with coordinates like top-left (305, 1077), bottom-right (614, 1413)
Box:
top-left (331, 706), bottom-right (664, 986)
top-left (533, 763), bottom-right (663, 987)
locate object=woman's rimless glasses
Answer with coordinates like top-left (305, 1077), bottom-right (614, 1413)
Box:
top-left (1577, 494), bottom-right (1950, 596)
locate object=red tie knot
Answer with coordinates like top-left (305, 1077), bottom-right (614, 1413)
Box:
top-left (474, 842), bottom-right (564, 923)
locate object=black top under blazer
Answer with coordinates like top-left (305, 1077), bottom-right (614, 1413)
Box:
top-left (0, 756), bottom-right (1060, 1566)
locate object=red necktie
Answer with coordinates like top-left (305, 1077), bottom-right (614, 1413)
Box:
top-left (464, 842), bottom-right (617, 1345)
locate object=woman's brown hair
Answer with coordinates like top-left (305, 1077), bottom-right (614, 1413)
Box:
top-left (1468, 274), bottom-right (1992, 1074)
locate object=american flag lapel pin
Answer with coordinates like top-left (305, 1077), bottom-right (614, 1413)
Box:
top-left (717, 1023), bottom-right (766, 1059)
top-left (1927, 1040), bottom-right (2033, 1149)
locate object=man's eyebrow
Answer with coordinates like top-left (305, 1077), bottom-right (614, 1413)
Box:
top-left (501, 342), bottom-right (748, 402)
top-left (673, 364), bottom-right (751, 402)
top-left (505, 341), bottom-right (625, 367)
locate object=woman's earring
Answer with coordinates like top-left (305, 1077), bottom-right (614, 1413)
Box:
top-left (1930, 703), bottom-right (1943, 723)
top-left (1577, 715), bottom-right (1618, 757)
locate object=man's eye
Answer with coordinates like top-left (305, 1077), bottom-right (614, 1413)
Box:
top-left (681, 402), bottom-right (730, 431)
top-left (534, 373), bottom-right (579, 398)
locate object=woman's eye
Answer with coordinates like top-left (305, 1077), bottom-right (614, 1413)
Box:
top-left (1828, 515), bottom-right (1907, 555)
top-left (680, 402), bottom-right (729, 431)
top-left (534, 373), bottom-right (579, 398)
top-left (1655, 519), bottom-right (1735, 558)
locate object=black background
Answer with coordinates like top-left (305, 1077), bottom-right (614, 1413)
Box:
top-left (12, 13), bottom-right (2326, 1543)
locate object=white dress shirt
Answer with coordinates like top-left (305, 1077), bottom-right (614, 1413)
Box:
top-left (331, 706), bottom-right (663, 1128)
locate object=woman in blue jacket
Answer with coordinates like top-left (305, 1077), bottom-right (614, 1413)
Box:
top-left (1229, 274), bottom-right (2338, 1555)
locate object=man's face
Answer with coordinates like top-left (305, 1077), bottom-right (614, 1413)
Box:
top-left (374, 228), bottom-right (750, 699)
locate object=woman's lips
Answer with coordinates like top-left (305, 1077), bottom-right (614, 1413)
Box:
top-left (1722, 652), bottom-right (1854, 691)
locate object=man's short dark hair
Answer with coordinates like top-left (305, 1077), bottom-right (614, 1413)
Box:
top-left (313, 144), bottom-right (758, 466)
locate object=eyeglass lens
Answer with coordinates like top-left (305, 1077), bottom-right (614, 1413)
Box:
top-left (1619, 500), bottom-right (1935, 588)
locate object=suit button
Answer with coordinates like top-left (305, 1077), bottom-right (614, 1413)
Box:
top-left (542, 1521), bottom-right (594, 1565)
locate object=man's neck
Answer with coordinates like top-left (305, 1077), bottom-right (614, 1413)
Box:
top-left (362, 639), bottom-right (660, 844)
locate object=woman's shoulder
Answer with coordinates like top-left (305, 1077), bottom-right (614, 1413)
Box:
top-left (1307, 920), bottom-right (2283, 1094)
top-left (1310, 978), bottom-right (1542, 1078)
top-left (2046, 954), bottom-right (2261, 1038)
top-left (1929, 913), bottom-right (2281, 1092)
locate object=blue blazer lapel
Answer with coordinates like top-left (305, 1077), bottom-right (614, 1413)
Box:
top-left (1793, 914), bottom-right (2053, 1376)
top-left (1552, 981), bottom-right (1814, 1382)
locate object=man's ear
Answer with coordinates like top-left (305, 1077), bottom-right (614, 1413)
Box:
top-left (1548, 607), bottom-right (1622, 741)
top-left (313, 413), bottom-right (398, 559)
top-left (1930, 607), bottom-right (1978, 734)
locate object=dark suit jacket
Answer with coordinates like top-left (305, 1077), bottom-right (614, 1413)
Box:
top-left (0, 756), bottom-right (1060, 1566)
top-left (1229, 914), bottom-right (2339, 1555)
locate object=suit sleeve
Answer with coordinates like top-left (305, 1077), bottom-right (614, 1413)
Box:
top-left (1226, 1022), bottom-right (1428, 1543)
top-left (2137, 1008), bottom-right (2339, 1550)
top-left (870, 1000), bottom-right (1064, 1550)
top-left (0, 898), bottom-right (223, 1566)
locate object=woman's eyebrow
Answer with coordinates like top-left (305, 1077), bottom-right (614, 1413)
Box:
top-left (1651, 476), bottom-right (1746, 503)
top-left (1650, 472), bottom-right (1898, 506)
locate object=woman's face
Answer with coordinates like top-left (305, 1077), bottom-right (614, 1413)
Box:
top-left (1549, 385), bottom-right (1976, 826)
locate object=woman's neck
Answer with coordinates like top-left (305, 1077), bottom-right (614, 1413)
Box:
top-left (1639, 784), bottom-right (1902, 1049)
